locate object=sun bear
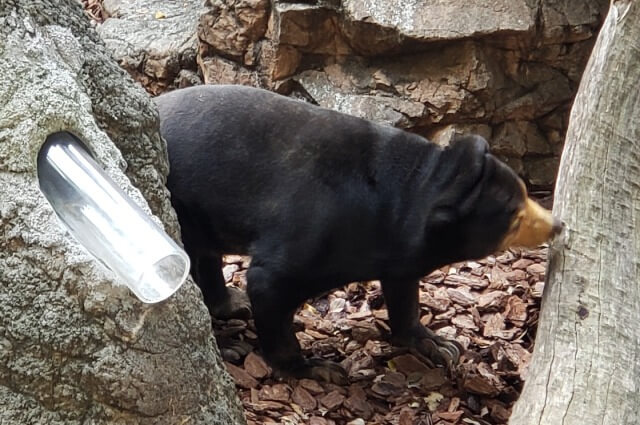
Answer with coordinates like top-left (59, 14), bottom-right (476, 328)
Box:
top-left (155, 85), bottom-right (562, 384)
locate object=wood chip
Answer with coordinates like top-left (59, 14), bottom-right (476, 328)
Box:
top-left (225, 362), bottom-right (258, 389)
top-left (435, 410), bottom-right (464, 422)
top-left (452, 314), bottom-right (479, 331)
top-left (309, 417), bottom-right (331, 425)
top-left (491, 404), bottom-right (512, 422)
top-left (389, 354), bottom-right (431, 375)
top-left (258, 384), bottom-right (291, 402)
top-left (320, 390), bottom-right (346, 411)
top-left (446, 286), bottom-right (476, 307)
top-left (444, 274), bottom-right (487, 289)
top-left (398, 408), bottom-right (416, 425)
top-left (477, 290), bottom-right (505, 310)
top-left (505, 296), bottom-right (528, 325)
top-left (344, 385), bottom-right (374, 419)
top-left (292, 385), bottom-right (317, 410)
top-left (512, 258), bottom-right (533, 269)
top-left (244, 352), bottom-right (270, 379)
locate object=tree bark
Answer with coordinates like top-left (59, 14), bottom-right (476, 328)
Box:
top-left (0, 1), bottom-right (245, 424)
top-left (510, 1), bottom-right (640, 424)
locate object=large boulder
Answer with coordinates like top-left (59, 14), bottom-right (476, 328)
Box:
top-left (0, 1), bottom-right (245, 424)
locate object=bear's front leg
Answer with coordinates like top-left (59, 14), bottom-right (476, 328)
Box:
top-left (382, 278), bottom-right (464, 373)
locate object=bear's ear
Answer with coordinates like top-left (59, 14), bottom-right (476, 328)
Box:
top-left (449, 134), bottom-right (489, 158)
top-left (430, 135), bottom-right (492, 223)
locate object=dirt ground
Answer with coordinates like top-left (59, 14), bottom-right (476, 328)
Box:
top-left (215, 241), bottom-right (548, 425)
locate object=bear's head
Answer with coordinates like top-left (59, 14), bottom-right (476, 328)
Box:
top-left (430, 135), bottom-right (563, 262)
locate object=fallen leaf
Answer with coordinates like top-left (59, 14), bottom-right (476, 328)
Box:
top-left (424, 392), bottom-right (444, 412)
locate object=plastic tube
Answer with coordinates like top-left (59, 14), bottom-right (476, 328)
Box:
top-left (37, 131), bottom-right (190, 303)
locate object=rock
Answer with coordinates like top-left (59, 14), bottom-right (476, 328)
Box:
top-left (198, 0), bottom-right (270, 60)
top-left (524, 157), bottom-right (561, 187)
top-left (493, 67), bottom-right (574, 123)
top-left (428, 124), bottom-right (492, 147)
top-left (492, 121), bottom-right (551, 157)
top-left (261, 43), bottom-right (303, 81)
top-left (342, 0), bottom-right (536, 42)
top-left (0, 2), bottom-right (244, 422)
top-left (97, 0), bottom-right (608, 189)
top-left (502, 156), bottom-right (525, 175)
top-left (541, 0), bottom-right (609, 43)
top-left (273, 4), bottom-right (352, 55)
top-left (296, 68), bottom-right (426, 128)
top-left (97, 0), bottom-right (204, 93)
top-left (176, 69), bottom-right (203, 87)
top-left (198, 55), bottom-right (258, 85)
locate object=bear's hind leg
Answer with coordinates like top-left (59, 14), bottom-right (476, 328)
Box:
top-left (247, 265), bottom-right (348, 385)
top-left (194, 254), bottom-right (252, 320)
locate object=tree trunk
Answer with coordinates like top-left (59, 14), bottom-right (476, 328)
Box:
top-left (0, 1), bottom-right (245, 424)
top-left (510, 1), bottom-right (640, 424)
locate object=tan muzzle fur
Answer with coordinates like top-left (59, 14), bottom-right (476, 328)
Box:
top-left (499, 182), bottom-right (564, 249)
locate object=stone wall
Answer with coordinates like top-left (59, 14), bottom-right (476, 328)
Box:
top-left (98, 0), bottom-right (609, 188)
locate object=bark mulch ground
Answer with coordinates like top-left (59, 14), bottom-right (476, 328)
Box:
top-left (215, 245), bottom-right (548, 425)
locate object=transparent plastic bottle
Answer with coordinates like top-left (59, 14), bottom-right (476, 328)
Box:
top-left (37, 131), bottom-right (190, 303)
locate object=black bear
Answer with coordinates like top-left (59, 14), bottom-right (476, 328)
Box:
top-left (155, 85), bottom-right (562, 384)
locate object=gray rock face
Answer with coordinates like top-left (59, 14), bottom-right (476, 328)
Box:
top-left (342, 0), bottom-right (536, 41)
top-left (97, 0), bottom-right (206, 94)
top-left (97, 0), bottom-right (609, 188)
top-left (0, 1), bottom-right (245, 424)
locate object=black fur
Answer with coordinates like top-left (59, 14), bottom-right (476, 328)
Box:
top-left (156, 85), bottom-right (524, 379)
